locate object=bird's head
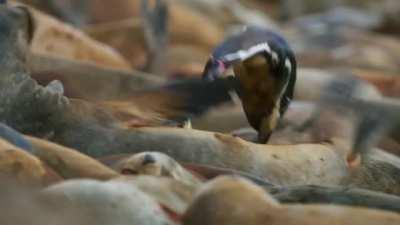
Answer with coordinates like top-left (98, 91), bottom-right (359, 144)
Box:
top-left (202, 57), bottom-right (229, 81)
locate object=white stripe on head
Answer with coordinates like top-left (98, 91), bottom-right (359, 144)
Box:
top-left (271, 51), bottom-right (279, 64)
top-left (275, 58), bottom-right (292, 110)
top-left (222, 42), bottom-right (272, 62)
top-left (285, 58), bottom-right (292, 74)
top-left (275, 57), bottom-right (292, 112)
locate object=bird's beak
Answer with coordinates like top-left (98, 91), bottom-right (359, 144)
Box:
top-left (202, 58), bottom-right (227, 81)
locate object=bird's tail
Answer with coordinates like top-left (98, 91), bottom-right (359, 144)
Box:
top-left (101, 77), bottom-right (239, 128)
top-left (161, 76), bottom-right (239, 121)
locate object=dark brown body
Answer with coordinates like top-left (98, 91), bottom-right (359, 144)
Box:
top-left (234, 55), bottom-right (285, 143)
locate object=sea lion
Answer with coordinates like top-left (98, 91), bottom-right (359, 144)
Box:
top-left (113, 175), bottom-right (197, 216)
top-left (0, 138), bottom-right (46, 186)
top-left (115, 151), bottom-right (203, 186)
top-left (0, 3), bottom-right (397, 194)
top-left (183, 176), bottom-right (400, 225)
top-left (270, 184), bottom-right (400, 213)
top-left (42, 179), bottom-right (175, 225)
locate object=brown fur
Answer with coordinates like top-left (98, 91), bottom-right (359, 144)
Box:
top-left (84, 0), bottom-right (223, 73)
top-left (114, 176), bottom-right (198, 215)
top-left (26, 136), bottom-right (118, 180)
top-left (13, 2), bottom-right (132, 70)
top-left (1, 3), bottom-right (398, 196)
top-left (42, 179), bottom-right (174, 225)
top-left (29, 54), bottom-right (164, 101)
top-left (234, 55), bottom-right (284, 143)
top-left (0, 138), bottom-right (46, 186)
top-left (88, 0), bottom-right (223, 51)
top-left (183, 176), bottom-right (400, 225)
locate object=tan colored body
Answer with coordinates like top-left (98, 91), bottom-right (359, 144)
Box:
top-left (183, 177), bottom-right (400, 225)
top-left (42, 179), bottom-right (174, 225)
top-left (84, 0), bottom-right (223, 73)
top-left (234, 55), bottom-right (283, 143)
top-left (0, 138), bottom-right (46, 186)
top-left (13, 2), bottom-right (132, 71)
top-left (114, 176), bottom-right (198, 215)
top-left (2, 3), bottom-right (399, 196)
top-left (26, 136), bottom-right (118, 180)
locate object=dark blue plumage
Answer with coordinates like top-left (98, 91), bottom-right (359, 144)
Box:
top-left (203, 26), bottom-right (296, 91)
top-left (212, 26), bottom-right (291, 62)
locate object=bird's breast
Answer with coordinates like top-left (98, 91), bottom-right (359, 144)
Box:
top-left (233, 56), bottom-right (282, 130)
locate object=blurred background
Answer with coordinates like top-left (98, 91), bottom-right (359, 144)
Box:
top-left (15, 0), bottom-right (400, 97)
top-left (1, 3), bottom-right (400, 224)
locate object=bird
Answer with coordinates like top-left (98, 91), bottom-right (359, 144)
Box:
top-left (202, 26), bottom-right (297, 143)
